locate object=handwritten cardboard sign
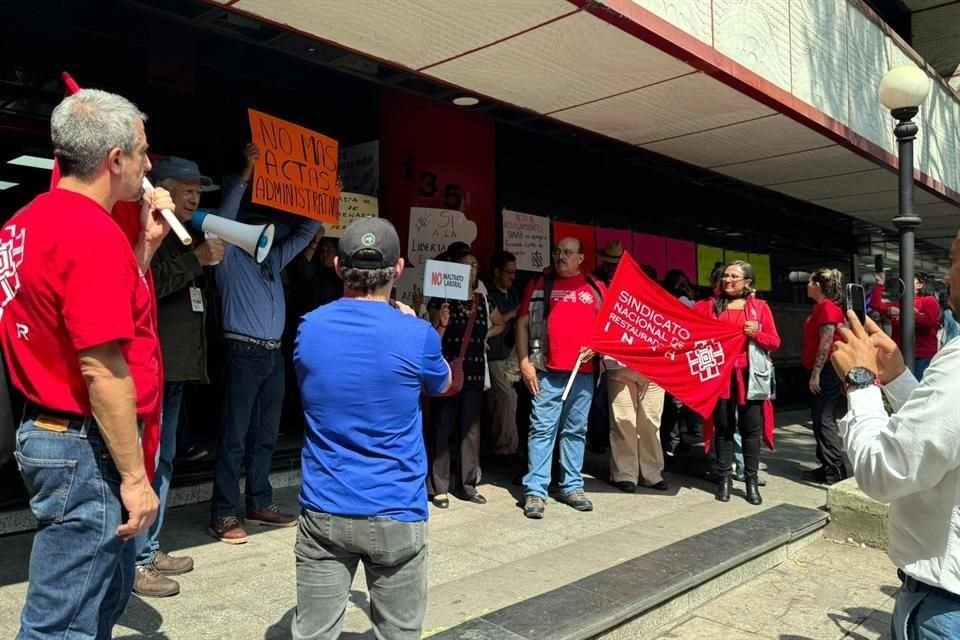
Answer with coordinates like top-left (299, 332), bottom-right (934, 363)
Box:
top-left (396, 207), bottom-right (478, 306)
top-left (422, 259), bottom-right (473, 301)
top-left (502, 208), bottom-right (550, 272)
top-left (248, 108), bottom-right (340, 223)
top-left (325, 193), bottom-right (378, 239)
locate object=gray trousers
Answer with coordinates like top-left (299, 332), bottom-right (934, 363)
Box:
top-left (293, 510), bottom-right (428, 640)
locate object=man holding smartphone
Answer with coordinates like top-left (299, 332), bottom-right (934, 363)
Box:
top-left (831, 231), bottom-right (960, 639)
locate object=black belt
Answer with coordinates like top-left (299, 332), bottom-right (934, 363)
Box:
top-left (23, 402), bottom-right (95, 431)
top-left (898, 569), bottom-right (960, 603)
top-left (224, 332), bottom-right (282, 350)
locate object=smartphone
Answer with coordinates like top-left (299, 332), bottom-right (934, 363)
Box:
top-left (874, 254), bottom-right (884, 273)
top-left (846, 283), bottom-right (866, 325)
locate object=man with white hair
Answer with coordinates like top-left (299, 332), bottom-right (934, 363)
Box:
top-left (133, 145), bottom-right (257, 597)
top-left (0, 89), bottom-right (171, 638)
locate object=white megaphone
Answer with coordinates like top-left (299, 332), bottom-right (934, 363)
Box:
top-left (190, 211), bottom-right (275, 264)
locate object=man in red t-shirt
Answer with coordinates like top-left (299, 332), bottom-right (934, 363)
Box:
top-left (516, 236), bottom-right (605, 519)
top-left (0, 89), bottom-right (173, 638)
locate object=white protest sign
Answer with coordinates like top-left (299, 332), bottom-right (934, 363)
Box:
top-left (396, 207), bottom-right (478, 306)
top-left (325, 193), bottom-right (378, 238)
top-left (422, 260), bottom-right (472, 301)
top-left (502, 208), bottom-right (550, 272)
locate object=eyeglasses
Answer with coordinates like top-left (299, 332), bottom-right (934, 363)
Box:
top-left (553, 248), bottom-right (580, 258)
top-left (721, 275), bottom-right (744, 281)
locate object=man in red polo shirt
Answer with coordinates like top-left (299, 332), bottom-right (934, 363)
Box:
top-left (0, 89), bottom-right (172, 639)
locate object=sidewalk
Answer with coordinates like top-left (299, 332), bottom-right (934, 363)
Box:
top-left (653, 538), bottom-right (897, 640)
top-left (0, 413), bottom-right (898, 639)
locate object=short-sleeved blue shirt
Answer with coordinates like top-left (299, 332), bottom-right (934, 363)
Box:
top-left (294, 298), bottom-right (448, 521)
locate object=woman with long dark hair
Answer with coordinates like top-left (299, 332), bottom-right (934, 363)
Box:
top-left (694, 261), bottom-right (780, 505)
top-left (426, 250), bottom-right (489, 508)
top-left (801, 268), bottom-right (847, 485)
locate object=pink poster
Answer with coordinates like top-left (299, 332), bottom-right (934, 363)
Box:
top-left (595, 227), bottom-right (633, 268)
top-left (664, 238), bottom-right (697, 284)
top-left (632, 232), bottom-right (667, 281)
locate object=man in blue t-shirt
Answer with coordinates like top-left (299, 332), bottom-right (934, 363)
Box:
top-left (293, 218), bottom-right (449, 640)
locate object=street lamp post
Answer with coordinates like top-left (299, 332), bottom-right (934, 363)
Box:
top-left (879, 65), bottom-right (931, 372)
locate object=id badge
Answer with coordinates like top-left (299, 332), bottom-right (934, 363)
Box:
top-left (189, 287), bottom-right (204, 313)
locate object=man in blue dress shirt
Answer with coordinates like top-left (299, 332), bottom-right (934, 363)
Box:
top-left (208, 169), bottom-right (322, 544)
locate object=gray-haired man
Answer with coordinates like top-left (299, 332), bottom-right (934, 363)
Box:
top-left (0, 89), bottom-right (170, 638)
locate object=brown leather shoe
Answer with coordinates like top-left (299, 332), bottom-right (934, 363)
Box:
top-left (245, 504), bottom-right (297, 528)
top-left (153, 549), bottom-right (194, 576)
top-left (208, 516), bottom-right (249, 544)
top-left (133, 564), bottom-right (180, 598)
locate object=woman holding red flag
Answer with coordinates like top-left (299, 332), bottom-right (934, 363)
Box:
top-left (695, 260), bottom-right (780, 505)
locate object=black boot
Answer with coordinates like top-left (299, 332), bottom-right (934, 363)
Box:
top-left (715, 478), bottom-right (732, 502)
top-left (745, 480), bottom-right (763, 505)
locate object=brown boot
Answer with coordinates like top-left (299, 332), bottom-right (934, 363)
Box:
top-left (153, 549), bottom-right (194, 576)
top-left (208, 516), bottom-right (249, 544)
top-left (245, 504), bottom-right (297, 528)
top-left (133, 564), bottom-right (180, 598)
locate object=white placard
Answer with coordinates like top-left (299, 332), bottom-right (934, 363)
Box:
top-left (325, 193), bottom-right (378, 239)
top-left (396, 207), bottom-right (478, 306)
top-left (422, 260), bottom-right (473, 301)
top-left (502, 208), bottom-right (550, 272)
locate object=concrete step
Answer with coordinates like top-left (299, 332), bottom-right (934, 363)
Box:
top-left (427, 504), bottom-right (828, 640)
top-left (826, 478), bottom-right (889, 550)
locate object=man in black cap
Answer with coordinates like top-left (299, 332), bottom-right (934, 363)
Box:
top-left (292, 218), bottom-right (450, 639)
top-left (133, 148), bottom-right (255, 597)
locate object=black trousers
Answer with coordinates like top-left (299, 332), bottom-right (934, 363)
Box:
top-left (811, 366), bottom-right (848, 481)
top-left (428, 388), bottom-right (483, 498)
top-left (660, 393), bottom-right (682, 454)
top-left (713, 380), bottom-right (763, 481)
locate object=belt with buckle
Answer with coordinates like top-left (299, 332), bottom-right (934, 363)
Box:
top-left (898, 569), bottom-right (960, 603)
top-left (224, 332), bottom-right (282, 350)
top-left (23, 402), bottom-right (95, 432)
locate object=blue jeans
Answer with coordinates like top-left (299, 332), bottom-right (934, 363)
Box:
top-left (523, 371), bottom-right (593, 498)
top-left (293, 510), bottom-right (427, 640)
top-left (136, 381), bottom-right (184, 566)
top-left (15, 415), bottom-right (136, 639)
top-left (892, 585), bottom-right (960, 639)
top-left (211, 341), bottom-right (285, 519)
top-left (915, 358), bottom-right (932, 381)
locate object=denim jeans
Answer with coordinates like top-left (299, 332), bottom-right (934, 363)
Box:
top-left (211, 341), bottom-right (285, 519)
top-left (15, 415), bottom-right (136, 639)
top-left (915, 358), bottom-right (933, 381)
top-left (136, 381), bottom-right (183, 566)
top-left (891, 585), bottom-right (960, 639)
top-left (523, 371), bottom-right (593, 498)
top-left (293, 509), bottom-right (427, 640)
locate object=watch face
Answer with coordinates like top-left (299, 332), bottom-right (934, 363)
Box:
top-left (848, 367), bottom-right (875, 386)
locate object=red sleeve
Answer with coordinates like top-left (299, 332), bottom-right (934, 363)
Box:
top-left (822, 300), bottom-right (846, 326)
top-left (693, 299), bottom-right (714, 318)
top-left (870, 284), bottom-right (891, 315)
top-left (916, 296), bottom-right (941, 329)
top-left (518, 277), bottom-right (539, 318)
top-left (60, 226), bottom-right (138, 351)
top-left (754, 300), bottom-right (781, 353)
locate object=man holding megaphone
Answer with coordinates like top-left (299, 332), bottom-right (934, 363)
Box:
top-left (134, 146), bottom-right (257, 598)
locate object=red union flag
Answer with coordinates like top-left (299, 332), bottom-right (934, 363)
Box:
top-left (586, 253), bottom-right (747, 419)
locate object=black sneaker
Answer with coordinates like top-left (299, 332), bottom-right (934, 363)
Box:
top-left (557, 490), bottom-right (593, 512)
top-left (523, 495), bottom-right (545, 519)
top-left (802, 466), bottom-right (827, 482)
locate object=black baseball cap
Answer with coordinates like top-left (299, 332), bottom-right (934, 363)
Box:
top-left (151, 156), bottom-right (216, 190)
top-left (339, 218), bottom-right (401, 269)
